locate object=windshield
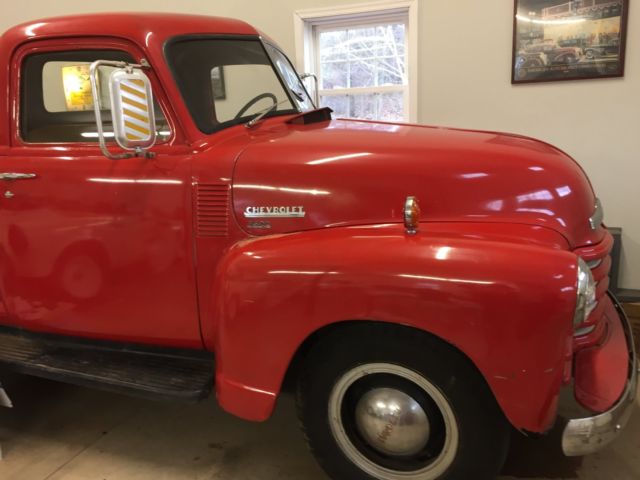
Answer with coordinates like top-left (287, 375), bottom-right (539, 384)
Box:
top-left (264, 43), bottom-right (315, 111)
top-left (166, 37), bottom-right (300, 133)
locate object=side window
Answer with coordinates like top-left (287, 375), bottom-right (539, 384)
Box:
top-left (21, 50), bottom-right (170, 143)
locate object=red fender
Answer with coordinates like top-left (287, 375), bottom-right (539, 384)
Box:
top-left (208, 223), bottom-right (577, 433)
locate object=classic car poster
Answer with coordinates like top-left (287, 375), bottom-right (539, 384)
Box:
top-left (512, 0), bottom-right (629, 83)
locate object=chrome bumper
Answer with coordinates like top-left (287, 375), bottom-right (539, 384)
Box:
top-left (562, 295), bottom-right (637, 456)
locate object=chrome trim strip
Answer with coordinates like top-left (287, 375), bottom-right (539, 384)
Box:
top-left (587, 259), bottom-right (603, 269)
top-left (0, 382), bottom-right (12, 408)
top-left (0, 173), bottom-right (37, 181)
top-left (574, 324), bottom-right (597, 337)
top-left (562, 293), bottom-right (637, 457)
top-left (589, 198), bottom-right (604, 230)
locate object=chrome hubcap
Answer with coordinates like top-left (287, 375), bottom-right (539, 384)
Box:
top-left (328, 363), bottom-right (459, 480)
top-left (355, 388), bottom-right (431, 457)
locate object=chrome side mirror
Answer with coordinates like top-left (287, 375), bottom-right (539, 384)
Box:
top-left (300, 73), bottom-right (320, 108)
top-left (89, 60), bottom-right (157, 160)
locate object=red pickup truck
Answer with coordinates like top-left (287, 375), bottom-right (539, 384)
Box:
top-left (0, 13), bottom-right (636, 480)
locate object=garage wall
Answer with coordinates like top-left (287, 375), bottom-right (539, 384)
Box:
top-left (2, 0), bottom-right (639, 289)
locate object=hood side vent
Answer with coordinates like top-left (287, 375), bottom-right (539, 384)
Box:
top-left (196, 183), bottom-right (230, 237)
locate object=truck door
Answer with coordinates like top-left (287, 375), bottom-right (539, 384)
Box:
top-left (0, 41), bottom-right (201, 348)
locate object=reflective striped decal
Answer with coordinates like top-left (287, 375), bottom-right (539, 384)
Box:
top-left (119, 78), bottom-right (152, 141)
top-left (108, 68), bottom-right (156, 150)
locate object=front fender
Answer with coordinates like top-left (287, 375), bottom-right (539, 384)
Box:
top-left (209, 223), bottom-right (577, 432)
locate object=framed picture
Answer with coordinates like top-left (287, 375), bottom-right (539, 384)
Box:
top-left (512, 0), bottom-right (629, 84)
top-left (211, 66), bottom-right (226, 100)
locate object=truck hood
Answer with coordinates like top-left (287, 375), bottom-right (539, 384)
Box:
top-left (232, 119), bottom-right (601, 247)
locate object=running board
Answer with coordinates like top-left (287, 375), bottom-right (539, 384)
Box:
top-left (0, 330), bottom-right (214, 402)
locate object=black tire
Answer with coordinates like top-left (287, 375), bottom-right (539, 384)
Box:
top-left (297, 323), bottom-right (511, 480)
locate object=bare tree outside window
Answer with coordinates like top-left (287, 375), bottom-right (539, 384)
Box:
top-left (317, 22), bottom-right (408, 121)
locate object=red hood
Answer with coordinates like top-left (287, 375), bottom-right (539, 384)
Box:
top-left (232, 119), bottom-right (603, 247)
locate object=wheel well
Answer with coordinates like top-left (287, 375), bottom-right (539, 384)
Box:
top-left (281, 320), bottom-right (499, 408)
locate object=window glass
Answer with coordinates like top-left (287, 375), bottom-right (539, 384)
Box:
top-left (212, 64), bottom-right (289, 123)
top-left (264, 43), bottom-right (315, 111)
top-left (316, 20), bottom-right (408, 122)
top-left (166, 38), bottom-right (297, 133)
top-left (21, 50), bottom-right (171, 143)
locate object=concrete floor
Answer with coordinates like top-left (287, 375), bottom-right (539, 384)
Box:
top-left (0, 372), bottom-right (638, 480)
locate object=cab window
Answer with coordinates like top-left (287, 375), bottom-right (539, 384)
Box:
top-left (21, 50), bottom-right (170, 143)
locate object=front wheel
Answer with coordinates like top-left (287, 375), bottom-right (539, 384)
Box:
top-left (297, 324), bottom-right (511, 480)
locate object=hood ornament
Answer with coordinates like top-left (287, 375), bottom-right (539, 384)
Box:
top-left (404, 197), bottom-right (420, 235)
top-left (589, 198), bottom-right (603, 231)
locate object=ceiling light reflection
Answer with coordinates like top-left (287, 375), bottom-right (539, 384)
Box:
top-left (398, 274), bottom-right (494, 285)
top-left (307, 152), bottom-right (372, 166)
top-left (235, 184), bottom-right (330, 196)
top-left (88, 178), bottom-right (182, 185)
top-left (435, 246), bottom-right (452, 261)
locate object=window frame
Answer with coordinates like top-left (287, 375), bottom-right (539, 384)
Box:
top-left (11, 38), bottom-right (179, 148)
top-left (294, 0), bottom-right (419, 123)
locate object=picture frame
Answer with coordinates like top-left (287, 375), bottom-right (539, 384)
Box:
top-left (211, 66), bottom-right (226, 100)
top-left (512, 0), bottom-right (629, 84)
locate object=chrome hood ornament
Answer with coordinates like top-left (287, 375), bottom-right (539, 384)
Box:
top-left (589, 198), bottom-right (603, 230)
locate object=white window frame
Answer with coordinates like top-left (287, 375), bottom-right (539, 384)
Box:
top-left (294, 0), bottom-right (419, 123)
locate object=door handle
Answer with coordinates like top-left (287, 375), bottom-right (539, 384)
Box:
top-left (0, 173), bottom-right (37, 181)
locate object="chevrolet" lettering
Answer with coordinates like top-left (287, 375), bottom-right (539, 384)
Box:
top-left (244, 206), bottom-right (306, 218)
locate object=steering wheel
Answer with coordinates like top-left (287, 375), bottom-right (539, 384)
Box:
top-left (234, 93), bottom-right (278, 120)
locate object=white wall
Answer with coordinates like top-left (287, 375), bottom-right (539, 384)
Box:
top-left (3, 0), bottom-right (639, 289)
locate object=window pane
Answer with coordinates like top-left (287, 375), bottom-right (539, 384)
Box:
top-left (43, 62), bottom-right (117, 113)
top-left (321, 61), bottom-right (348, 89)
top-left (264, 43), bottom-right (315, 111)
top-left (319, 30), bottom-right (348, 62)
top-left (321, 95), bottom-right (348, 118)
top-left (166, 39), bottom-right (296, 133)
top-left (347, 26), bottom-right (379, 60)
top-left (376, 57), bottom-right (404, 86)
top-left (319, 22), bottom-right (406, 89)
top-left (349, 93), bottom-right (377, 120)
top-left (213, 64), bottom-right (292, 123)
top-left (316, 19), bottom-right (408, 121)
top-left (349, 60), bottom-right (375, 88)
top-left (22, 50), bottom-right (170, 143)
top-left (321, 92), bottom-right (404, 122)
top-left (378, 24), bottom-right (406, 57)
top-left (378, 91), bottom-right (404, 122)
